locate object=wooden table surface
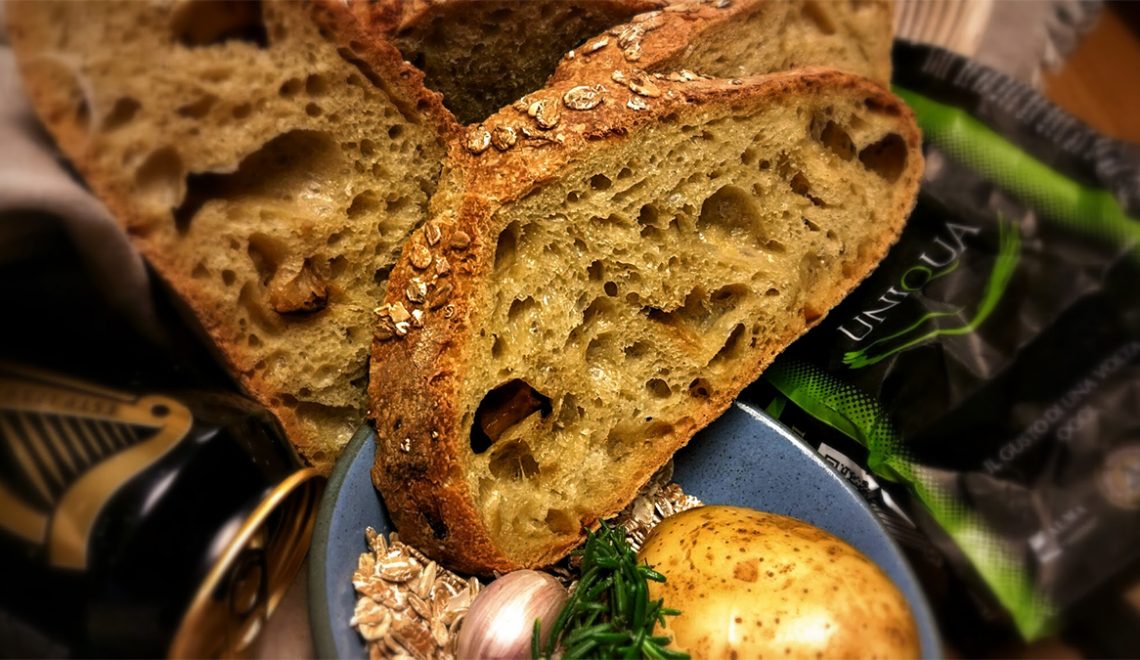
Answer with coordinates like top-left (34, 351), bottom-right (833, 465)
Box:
top-left (1044, 2), bottom-right (1140, 145)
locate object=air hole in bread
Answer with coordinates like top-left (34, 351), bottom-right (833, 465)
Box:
top-left (385, 195), bottom-right (410, 215)
top-left (173, 130), bottom-right (341, 233)
top-left (586, 332), bottom-right (618, 365)
top-left (495, 222), bottom-right (521, 273)
top-left (232, 103), bottom-right (252, 120)
top-left (171, 0), bottom-right (268, 48)
top-left (329, 255), bottom-right (348, 279)
top-left (710, 284), bottom-right (749, 314)
top-left (819, 120), bottom-right (856, 161)
top-left (624, 341), bottom-right (650, 359)
top-left (646, 378), bottom-right (672, 399)
top-left (178, 95), bottom-right (217, 118)
top-left (789, 172), bottom-right (826, 207)
top-left (191, 263), bottom-right (209, 279)
top-left (489, 440), bottom-right (540, 481)
top-left (589, 174), bottom-right (612, 191)
top-left (238, 283), bottom-right (283, 335)
top-left (645, 287), bottom-right (710, 330)
top-left (555, 393), bottom-right (583, 429)
top-left (491, 335), bottom-right (506, 358)
top-left (582, 297), bottom-right (617, 328)
top-left (507, 296), bottom-right (538, 322)
top-left (248, 334), bottom-right (261, 347)
top-left (221, 269), bottom-right (236, 286)
top-left (544, 508), bottom-right (578, 535)
top-left (279, 78), bottom-right (303, 98)
top-left (710, 323), bottom-right (747, 366)
top-left (587, 260), bottom-right (604, 282)
top-left (342, 190), bottom-right (379, 221)
top-left (471, 379), bottom-right (552, 455)
top-left (247, 232), bottom-right (286, 285)
top-left (604, 281), bottom-right (618, 297)
top-left (135, 147), bottom-right (185, 212)
top-left (305, 102), bottom-right (322, 117)
top-left (305, 74), bottom-right (328, 97)
top-left (859, 133), bottom-right (908, 182)
top-left (741, 147), bottom-right (758, 166)
top-left (689, 378), bottom-right (712, 398)
top-left (373, 265), bottom-right (393, 286)
top-left (802, 0), bottom-right (838, 34)
top-left (637, 204), bottom-right (660, 228)
top-left (103, 97), bottom-right (140, 131)
top-left (698, 185), bottom-right (765, 247)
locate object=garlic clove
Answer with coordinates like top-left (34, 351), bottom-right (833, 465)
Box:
top-left (455, 569), bottom-right (567, 660)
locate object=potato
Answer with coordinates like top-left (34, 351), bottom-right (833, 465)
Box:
top-left (638, 505), bottom-right (920, 659)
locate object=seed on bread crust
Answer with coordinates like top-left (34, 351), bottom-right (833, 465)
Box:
top-left (448, 230), bottom-right (471, 251)
top-left (405, 278), bottom-right (428, 304)
top-left (434, 255), bottom-right (451, 276)
top-left (409, 243), bottom-right (433, 270)
top-left (464, 126), bottom-right (491, 154)
top-left (563, 84), bottom-right (606, 111)
top-left (627, 71), bottom-right (661, 97)
top-left (527, 99), bottom-right (561, 129)
top-left (428, 281), bottom-right (453, 309)
top-left (491, 125), bottom-right (518, 151)
top-left (584, 37), bottom-right (609, 53)
top-left (626, 96), bottom-right (649, 111)
top-left (375, 302), bottom-right (412, 340)
top-left (424, 221), bottom-right (442, 246)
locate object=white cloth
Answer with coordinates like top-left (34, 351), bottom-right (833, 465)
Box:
top-left (0, 2), bottom-right (157, 337)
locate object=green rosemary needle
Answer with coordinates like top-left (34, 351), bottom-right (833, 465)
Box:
top-left (533, 521), bottom-right (689, 660)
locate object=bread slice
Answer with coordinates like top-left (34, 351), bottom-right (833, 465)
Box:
top-left (351, 0), bottom-right (666, 124)
top-left (550, 0), bottom-right (893, 88)
top-left (369, 69), bottom-right (923, 574)
top-left (7, 0), bottom-right (456, 470)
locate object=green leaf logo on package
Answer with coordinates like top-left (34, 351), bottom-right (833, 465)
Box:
top-left (753, 43), bottom-right (1140, 641)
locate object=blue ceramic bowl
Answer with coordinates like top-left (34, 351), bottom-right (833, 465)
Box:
top-left (309, 401), bottom-right (941, 658)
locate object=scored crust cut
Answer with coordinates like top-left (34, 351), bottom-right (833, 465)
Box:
top-left (550, 0), bottom-right (893, 88)
top-left (6, 0), bottom-right (456, 470)
top-left (369, 70), bottom-right (923, 574)
top-left (352, 0), bottom-right (667, 124)
top-left (357, 0), bottom-right (893, 125)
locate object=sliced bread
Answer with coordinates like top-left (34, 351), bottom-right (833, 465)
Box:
top-left (369, 70), bottom-right (923, 573)
top-left (7, 0), bottom-right (456, 469)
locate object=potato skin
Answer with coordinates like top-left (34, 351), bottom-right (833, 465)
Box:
top-left (638, 505), bottom-right (920, 659)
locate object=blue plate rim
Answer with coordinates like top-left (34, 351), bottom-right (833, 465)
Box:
top-left (309, 424), bottom-right (374, 660)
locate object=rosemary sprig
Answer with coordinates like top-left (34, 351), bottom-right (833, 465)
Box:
top-left (533, 521), bottom-right (689, 660)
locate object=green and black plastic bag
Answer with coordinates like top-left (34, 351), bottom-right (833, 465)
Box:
top-left (746, 42), bottom-right (1140, 641)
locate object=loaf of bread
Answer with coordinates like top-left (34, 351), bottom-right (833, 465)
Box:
top-left (7, 0), bottom-right (454, 469)
top-left (10, 0), bottom-right (906, 474)
top-left (369, 70), bottom-right (923, 573)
